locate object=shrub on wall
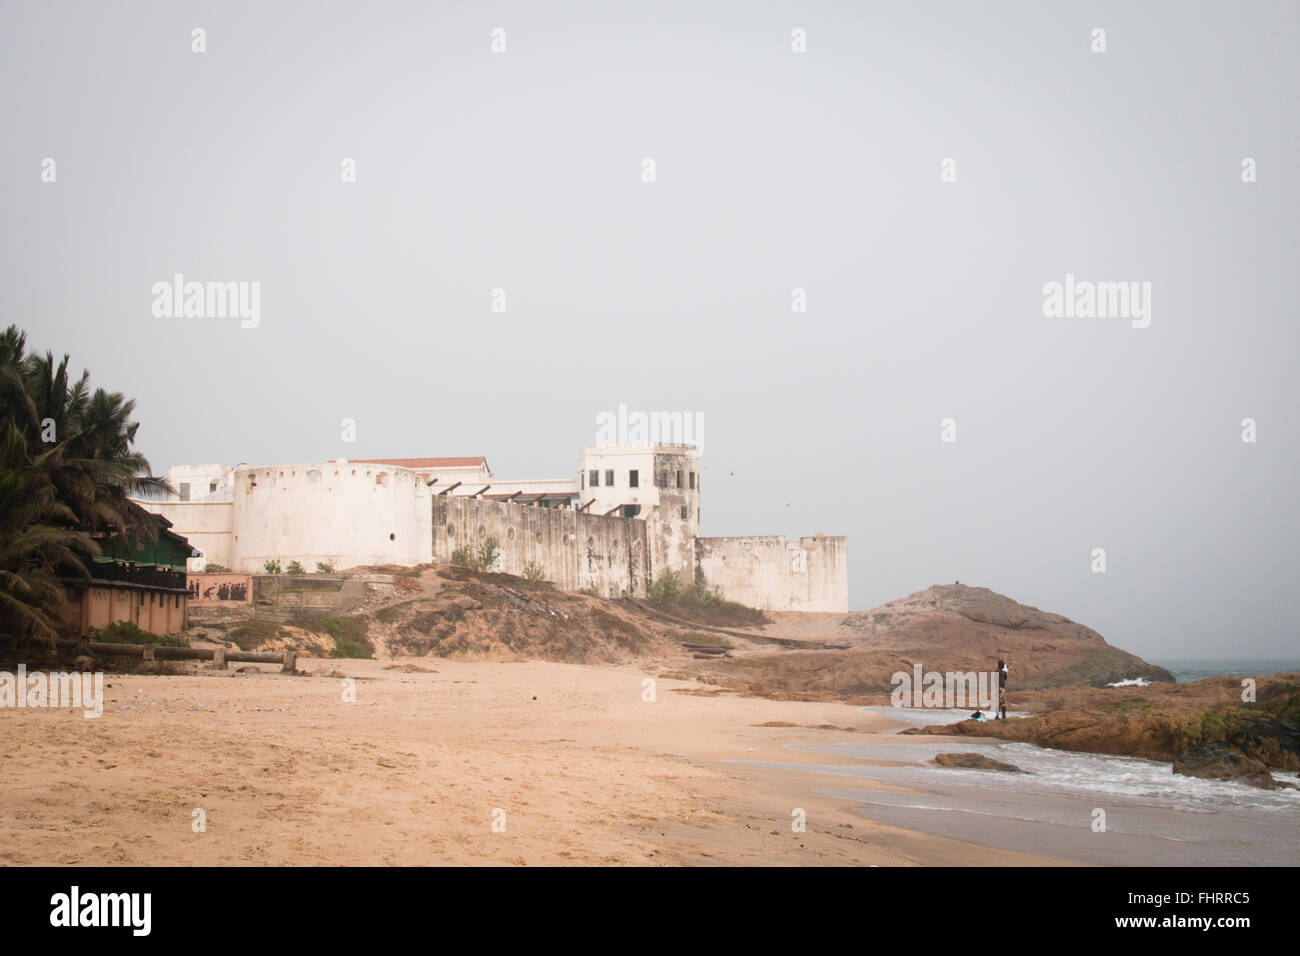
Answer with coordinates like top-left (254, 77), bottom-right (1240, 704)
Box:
top-left (476, 535), bottom-right (501, 572)
top-left (263, 559), bottom-right (281, 574)
top-left (649, 569), bottom-right (682, 601)
top-left (285, 560), bottom-right (305, 575)
top-left (522, 562), bottom-right (546, 583)
top-left (452, 536), bottom-right (503, 572)
top-left (315, 561), bottom-right (334, 573)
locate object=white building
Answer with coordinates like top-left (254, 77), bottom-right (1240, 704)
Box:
top-left (135, 439), bottom-right (848, 610)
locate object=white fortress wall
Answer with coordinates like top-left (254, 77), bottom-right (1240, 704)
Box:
top-left (136, 499), bottom-right (236, 570)
top-left (137, 440), bottom-right (851, 612)
top-left (431, 495), bottom-right (652, 600)
top-left (231, 462), bottom-right (432, 573)
top-left (695, 534), bottom-right (848, 612)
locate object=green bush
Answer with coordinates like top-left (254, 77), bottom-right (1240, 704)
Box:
top-left (89, 620), bottom-right (186, 647)
top-left (317, 615), bottom-right (374, 659)
top-left (452, 536), bottom-right (503, 572)
top-left (522, 562), bottom-right (546, 583)
top-left (645, 573), bottom-right (768, 627)
top-left (477, 535), bottom-right (501, 571)
top-left (263, 559), bottom-right (281, 574)
top-left (286, 560), bottom-right (305, 575)
top-left (315, 561), bottom-right (335, 573)
top-left (649, 569), bottom-right (682, 601)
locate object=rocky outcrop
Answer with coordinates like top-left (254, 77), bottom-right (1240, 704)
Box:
top-left (1173, 744), bottom-right (1291, 790)
top-left (933, 752), bottom-right (1025, 773)
top-left (903, 675), bottom-right (1300, 777)
top-left (686, 583), bottom-right (1172, 696)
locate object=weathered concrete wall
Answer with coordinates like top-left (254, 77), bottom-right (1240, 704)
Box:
top-left (648, 449), bottom-right (699, 582)
top-left (61, 585), bottom-right (188, 636)
top-left (137, 500), bottom-right (235, 569)
top-left (695, 534), bottom-right (848, 612)
top-left (432, 495), bottom-right (652, 600)
top-left (232, 463), bottom-right (432, 573)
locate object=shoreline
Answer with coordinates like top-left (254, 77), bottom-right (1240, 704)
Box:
top-left (6, 657), bottom-right (1294, 865)
top-left (0, 658), bottom-right (1060, 866)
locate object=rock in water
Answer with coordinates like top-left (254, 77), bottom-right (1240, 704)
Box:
top-left (1173, 743), bottom-right (1285, 789)
top-left (932, 752), bottom-right (1025, 773)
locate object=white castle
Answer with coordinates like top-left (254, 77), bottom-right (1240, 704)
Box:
top-left (138, 441), bottom-right (847, 612)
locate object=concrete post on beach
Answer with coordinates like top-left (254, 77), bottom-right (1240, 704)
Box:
top-left (281, 650), bottom-right (297, 674)
top-left (213, 647), bottom-right (226, 670)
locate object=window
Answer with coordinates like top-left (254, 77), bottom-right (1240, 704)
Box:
top-left (376, 472), bottom-right (388, 486)
top-left (178, 482), bottom-right (190, 501)
top-left (619, 504), bottom-right (641, 518)
top-left (680, 505), bottom-right (688, 520)
top-left (628, 470), bottom-right (638, 488)
top-left (589, 469), bottom-right (599, 487)
top-left (175, 594), bottom-right (180, 607)
top-left (689, 472), bottom-right (696, 489)
top-left (658, 470), bottom-right (667, 487)
top-left (308, 470), bottom-right (321, 483)
top-left (676, 470), bottom-right (683, 488)
top-left (605, 469), bottom-right (614, 486)
top-left (209, 481), bottom-right (218, 493)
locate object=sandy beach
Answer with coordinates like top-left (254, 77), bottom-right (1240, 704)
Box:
top-left (0, 658), bottom-right (1062, 866)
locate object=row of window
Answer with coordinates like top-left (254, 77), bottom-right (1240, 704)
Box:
top-left (584, 469), bottom-right (697, 490)
top-left (177, 480), bottom-right (220, 501)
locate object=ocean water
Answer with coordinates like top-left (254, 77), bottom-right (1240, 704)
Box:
top-left (1152, 659), bottom-right (1300, 683)
top-left (729, 706), bottom-right (1300, 865)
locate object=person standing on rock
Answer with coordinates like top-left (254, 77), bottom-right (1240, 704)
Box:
top-left (996, 659), bottom-right (1008, 719)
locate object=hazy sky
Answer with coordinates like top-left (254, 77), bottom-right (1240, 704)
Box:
top-left (3, 1), bottom-right (1297, 660)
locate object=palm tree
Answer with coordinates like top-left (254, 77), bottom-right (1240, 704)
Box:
top-left (3, 327), bottom-right (170, 550)
top-left (0, 324), bottom-right (165, 644)
top-left (0, 422), bottom-right (97, 643)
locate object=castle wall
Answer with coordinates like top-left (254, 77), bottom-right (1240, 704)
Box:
top-left (695, 534), bottom-right (848, 612)
top-left (141, 445), bottom-right (850, 613)
top-left (137, 500), bottom-right (235, 569)
top-left (231, 463), bottom-right (432, 573)
top-left (431, 495), bottom-right (651, 600)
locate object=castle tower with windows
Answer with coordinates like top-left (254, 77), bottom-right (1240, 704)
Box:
top-left (579, 443), bottom-right (700, 582)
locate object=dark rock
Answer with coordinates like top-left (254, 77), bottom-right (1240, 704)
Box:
top-left (933, 752), bottom-right (1025, 773)
top-left (1173, 743), bottom-right (1281, 789)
